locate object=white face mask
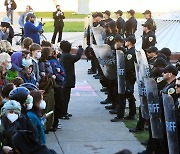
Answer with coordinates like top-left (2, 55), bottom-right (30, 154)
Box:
top-left (7, 63), bottom-right (12, 70)
top-left (26, 102), bottom-right (33, 110)
top-left (25, 95), bottom-right (34, 110)
top-left (7, 113), bottom-right (18, 123)
top-left (26, 95), bottom-right (33, 104)
top-left (39, 100), bottom-right (46, 110)
top-left (36, 52), bottom-right (41, 59)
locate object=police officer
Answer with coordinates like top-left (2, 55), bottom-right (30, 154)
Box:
top-left (160, 65), bottom-right (178, 154)
top-left (138, 65), bottom-right (178, 154)
top-left (102, 10), bottom-right (114, 24)
top-left (86, 12), bottom-right (105, 75)
top-left (111, 36), bottom-right (136, 122)
top-left (125, 9), bottom-right (137, 38)
top-left (104, 21), bottom-right (117, 49)
top-left (175, 77), bottom-right (180, 149)
top-left (143, 10), bottom-right (156, 33)
top-left (158, 48), bottom-right (171, 64)
top-left (146, 46), bottom-right (158, 66)
top-left (142, 22), bottom-right (156, 51)
top-left (114, 10), bottom-right (125, 37)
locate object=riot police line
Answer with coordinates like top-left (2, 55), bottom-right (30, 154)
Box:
top-left (84, 10), bottom-right (180, 154)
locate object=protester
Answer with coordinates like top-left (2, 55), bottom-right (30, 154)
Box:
top-left (27, 90), bottom-right (46, 144)
top-left (49, 49), bottom-right (66, 129)
top-left (60, 41), bottom-right (84, 119)
top-left (29, 43), bottom-right (42, 82)
top-left (39, 47), bottom-right (55, 132)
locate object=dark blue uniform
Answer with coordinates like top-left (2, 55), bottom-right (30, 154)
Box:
top-left (125, 17), bottom-right (137, 38)
top-left (116, 17), bottom-right (125, 36)
top-left (142, 31), bottom-right (156, 51)
top-left (117, 47), bottom-right (137, 118)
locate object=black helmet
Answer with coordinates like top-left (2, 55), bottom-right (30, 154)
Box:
top-left (20, 83), bottom-right (38, 91)
top-left (9, 87), bottom-right (30, 105)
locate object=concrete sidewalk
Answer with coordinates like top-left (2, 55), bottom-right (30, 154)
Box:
top-left (46, 60), bottom-right (145, 154)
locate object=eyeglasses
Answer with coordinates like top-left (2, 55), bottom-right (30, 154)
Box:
top-left (175, 84), bottom-right (180, 88)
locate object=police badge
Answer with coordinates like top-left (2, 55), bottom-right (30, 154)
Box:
top-left (168, 88), bottom-right (175, 95)
top-left (149, 37), bottom-right (153, 42)
top-left (127, 54), bottom-right (132, 60)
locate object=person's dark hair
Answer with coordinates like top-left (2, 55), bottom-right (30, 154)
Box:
top-left (56, 5), bottom-right (60, 8)
top-left (41, 40), bottom-right (52, 48)
top-left (108, 21), bottom-right (117, 34)
top-left (12, 77), bottom-right (24, 87)
top-left (29, 43), bottom-right (41, 56)
top-left (60, 40), bottom-right (71, 53)
top-left (1, 83), bottom-right (14, 98)
top-left (115, 149), bottom-right (132, 154)
top-left (30, 90), bottom-right (42, 111)
top-left (22, 37), bottom-right (33, 50)
top-left (39, 47), bottom-right (51, 62)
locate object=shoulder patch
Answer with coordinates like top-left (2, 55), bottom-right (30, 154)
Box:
top-left (157, 77), bottom-right (163, 83)
top-left (109, 36), bottom-right (114, 41)
top-left (149, 37), bottom-right (153, 42)
top-left (127, 54), bottom-right (132, 60)
top-left (168, 88), bottom-right (175, 95)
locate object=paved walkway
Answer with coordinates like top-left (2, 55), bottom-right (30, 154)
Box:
top-left (46, 60), bottom-right (145, 154)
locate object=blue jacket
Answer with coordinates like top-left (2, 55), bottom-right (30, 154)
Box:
top-left (49, 58), bottom-right (66, 87)
top-left (27, 111), bottom-right (46, 144)
top-left (24, 21), bottom-right (42, 44)
top-left (21, 73), bottom-right (37, 86)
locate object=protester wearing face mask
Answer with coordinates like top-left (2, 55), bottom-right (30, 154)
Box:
top-left (27, 90), bottom-right (46, 144)
top-left (24, 13), bottom-right (42, 45)
top-left (0, 99), bottom-right (37, 153)
top-left (8, 87), bottom-right (38, 136)
top-left (29, 43), bottom-right (41, 82)
top-left (21, 58), bottom-right (37, 86)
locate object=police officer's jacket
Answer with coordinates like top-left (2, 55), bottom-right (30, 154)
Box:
top-left (146, 18), bottom-right (156, 33)
top-left (142, 31), bottom-right (156, 50)
top-left (125, 47), bottom-right (136, 80)
top-left (116, 17), bottom-right (125, 35)
top-left (104, 32), bottom-right (117, 50)
top-left (162, 79), bottom-right (177, 103)
top-left (125, 17), bottom-right (137, 37)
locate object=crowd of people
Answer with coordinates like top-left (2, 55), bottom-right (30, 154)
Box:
top-left (0, 3), bottom-right (84, 152)
top-left (1, 1), bottom-right (180, 153)
top-left (85, 9), bottom-right (180, 154)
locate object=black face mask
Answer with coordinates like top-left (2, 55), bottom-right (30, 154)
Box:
top-left (57, 9), bottom-right (60, 11)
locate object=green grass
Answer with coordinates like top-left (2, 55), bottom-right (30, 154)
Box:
top-left (34, 12), bottom-right (87, 19)
top-left (43, 22), bottom-right (84, 32)
top-left (19, 11), bottom-right (144, 19)
top-left (123, 109), bottom-right (149, 143)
